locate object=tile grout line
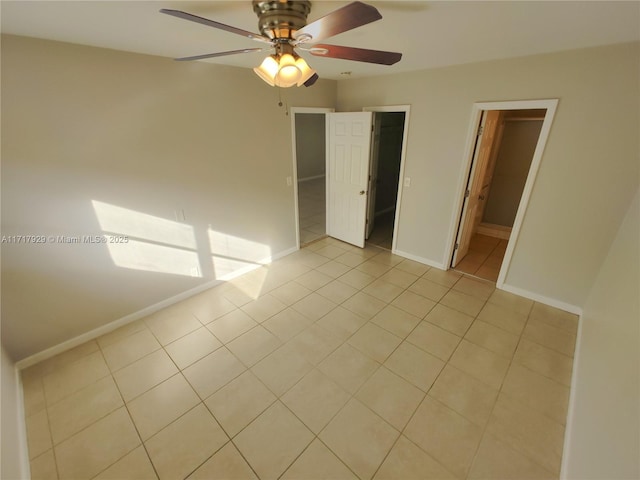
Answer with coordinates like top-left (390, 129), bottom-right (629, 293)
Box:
top-left (462, 299), bottom-right (530, 479)
top-left (401, 275), bottom-right (489, 480)
top-left (43, 376), bottom-right (61, 480)
top-left (308, 257), bottom-right (458, 479)
top-left (92, 341), bottom-right (160, 480)
top-left (29, 242), bottom-right (384, 477)
top-left (252, 248), bottom-right (420, 478)
top-left (97, 314), bottom-right (247, 477)
top-left (366, 281), bottom-right (475, 480)
top-left (242, 248), bottom-right (493, 479)
top-left (30, 245), bottom-right (435, 477)
top-left (463, 299), bottom-right (560, 479)
top-left (23, 237), bottom-right (576, 480)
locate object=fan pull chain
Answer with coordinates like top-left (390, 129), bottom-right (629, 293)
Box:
top-left (277, 88), bottom-right (289, 116)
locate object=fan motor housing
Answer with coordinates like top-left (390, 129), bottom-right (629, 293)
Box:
top-left (252, 0), bottom-right (311, 39)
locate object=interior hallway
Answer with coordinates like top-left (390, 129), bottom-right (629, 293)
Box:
top-left (298, 177), bottom-right (395, 251)
top-left (22, 237), bottom-right (576, 480)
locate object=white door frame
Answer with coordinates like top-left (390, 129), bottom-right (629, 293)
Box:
top-left (446, 99), bottom-right (558, 288)
top-left (366, 114), bottom-right (381, 239)
top-left (290, 106), bottom-right (334, 249)
top-left (362, 105), bottom-right (411, 253)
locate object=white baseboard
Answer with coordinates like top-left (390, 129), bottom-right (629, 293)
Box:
top-left (392, 249), bottom-right (581, 315)
top-left (15, 245), bottom-right (299, 371)
top-left (499, 283), bottom-right (583, 316)
top-left (271, 246), bottom-right (299, 262)
top-left (392, 249), bottom-right (447, 270)
top-left (15, 279), bottom-right (222, 370)
top-left (559, 312), bottom-right (584, 479)
top-left (477, 223), bottom-right (512, 240)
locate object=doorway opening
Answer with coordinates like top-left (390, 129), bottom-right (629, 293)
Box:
top-left (449, 100), bottom-right (557, 285)
top-left (320, 106), bottom-right (409, 250)
top-left (365, 111), bottom-right (406, 250)
top-left (363, 105), bottom-right (410, 252)
top-left (291, 107), bottom-right (333, 247)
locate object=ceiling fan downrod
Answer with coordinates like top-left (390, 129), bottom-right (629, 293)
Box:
top-left (252, 0), bottom-right (311, 40)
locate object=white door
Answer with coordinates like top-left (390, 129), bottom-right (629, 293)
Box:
top-left (452, 110), bottom-right (501, 266)
top-left (327, 112), bottom-right (373, 248)
top-left (366, 114), bottom-right (381, 239)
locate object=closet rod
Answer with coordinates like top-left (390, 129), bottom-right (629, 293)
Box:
top-left (503, 117), bottom-right (545, 122)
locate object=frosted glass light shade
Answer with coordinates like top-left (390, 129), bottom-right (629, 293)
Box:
top-left (295, 57), bottom-right (316, 86)
top-left (253, 52), bottom-right (316, 88)
top-left (275, 53), bottom-right (300, 87)
top-left (253, 55), bottom-right (279, 86)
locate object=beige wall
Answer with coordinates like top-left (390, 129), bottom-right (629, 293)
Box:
top-left (337, 42), bottom-right (640, 309)
top-left (483, 119), bottom-right (543, 227)
top-left (563, 188), bottom-right (639, 479)
top-left (1, 35), bottom-right (336, 361)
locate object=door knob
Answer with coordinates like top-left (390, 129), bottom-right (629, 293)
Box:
top-left (359, 190), bottom-right (366, 195)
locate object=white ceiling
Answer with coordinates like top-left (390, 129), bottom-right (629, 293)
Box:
top-left (2, 1), bottom-right (639, 80)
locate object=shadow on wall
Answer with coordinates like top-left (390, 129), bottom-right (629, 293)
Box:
top-left (92, 199), bottom-right (271, 286)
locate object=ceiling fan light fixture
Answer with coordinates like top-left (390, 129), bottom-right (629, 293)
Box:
top-left (253, 54), bottom-right (279, 86)
top-left (253, 51), bottom-right (315, 88)
top-left (163, 2), bottom-right (402, 88)
top-left (295, 56), bottom-right (316, 86)
top-left (275, 53), bottom-right (300, 87)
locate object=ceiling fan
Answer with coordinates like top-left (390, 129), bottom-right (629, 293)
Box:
top-left (160, 1), bottom-right (402, 88)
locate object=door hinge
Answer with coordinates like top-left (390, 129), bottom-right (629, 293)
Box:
top-left (464, 190), bottom-right (470, 198)
top-left (477, 124), bottom-right (484, 136)
top-left (454, 243), bottom-right (459, 250)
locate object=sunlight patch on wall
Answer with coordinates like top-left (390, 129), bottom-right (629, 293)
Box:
top-left (209, 230), bottom-right (271, 264)
top-left (208, 228), bottom-right (271, 297)
top-left (92, 200), bottom-right (201, 277)
top-left (93, 200), bottom-right (196, 249)
top-left (106, 239), bottom-right (201, 277)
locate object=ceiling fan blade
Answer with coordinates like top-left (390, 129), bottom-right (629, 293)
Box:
top-left (160, 9), bottom-right (272, 44)
top-left (309, 44), bottom-right (402, 65)
top-left (175, 48), bottom-right (267, 62)
top-left (303, 73), bottom-right (320, 87)
top-left (293, 2), bottom-right (382, 43)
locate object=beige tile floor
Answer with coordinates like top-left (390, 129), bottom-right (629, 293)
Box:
top-left (22, 237), bottom-right (578, 480)
top-left (298, 177), bottom-right (326, 246)
top-left (453, 234), bottom-right (508, 282)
